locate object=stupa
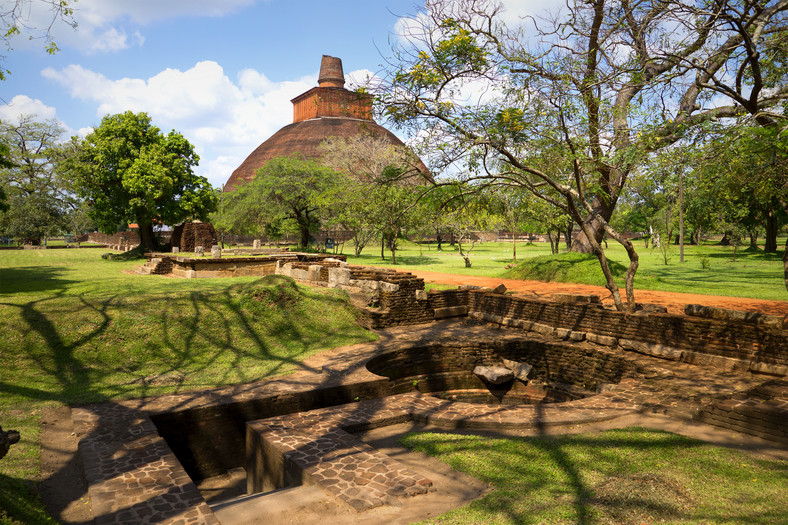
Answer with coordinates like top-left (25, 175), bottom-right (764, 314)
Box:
top-left (224, 55), bottom-right (429, 191)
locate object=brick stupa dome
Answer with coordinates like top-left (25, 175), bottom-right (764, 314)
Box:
top-left (224, 55), bottom-right (429, 191)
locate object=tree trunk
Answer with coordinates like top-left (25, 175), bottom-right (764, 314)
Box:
top-left (765, 209), bottom-right (778, 252)
top-left (511, 237), bottom-right (517, 262)
top-left (749, 230), bottom-right (759, 249)
top-left (381, 233), bottom-right (385, 260)
top-left (571, 197), bottom-right (615, 253)
top-left (137, 221), bottom-right (158, 251)
top-left (564, 221), bottom-right (573, 249)
top-left (783, 235), bottom-right (788, 293)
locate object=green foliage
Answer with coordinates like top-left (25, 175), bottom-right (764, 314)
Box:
top-left (0, 0), bottom-right (77, 81)
top-left (64, 111), bottom-right (216, 250)
top-left (0, 116), bottom-right (73, 244)
top-left (216, 155), bottom-right (341, 248)
top-left (402, 428), bottom-right (788, 524)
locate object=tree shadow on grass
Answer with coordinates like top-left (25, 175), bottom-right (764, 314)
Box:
top-left (0, 266), bottom-right (76, 295)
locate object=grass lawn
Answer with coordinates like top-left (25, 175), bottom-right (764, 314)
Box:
top-left (403, 428), bottom-right (788, 524)
top-left (0, 245), bottom-right (785, 523)
top-left (0, 248), bottom-right (377, 524)
top-left (343, 236), bottom-right (788, 302)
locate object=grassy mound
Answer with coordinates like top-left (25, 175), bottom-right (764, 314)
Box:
top-left (503, 252), bottom-right (627, 286)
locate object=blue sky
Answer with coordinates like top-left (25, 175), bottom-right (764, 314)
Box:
top-left (0, 0), bottom-right (557, 189)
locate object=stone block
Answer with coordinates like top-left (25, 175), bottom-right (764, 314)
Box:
top-left (501, 358), bottom-right (533, 381)
top-left (473, 365), bottom-right (514, 384)
top-left (491, 283), bottom-right (507, 294)
top-left (211, 246), bottom-right (221, 259)
top-left (433, 306), bottom-right (469, 319)
top-left (253, 239), bottom-right (261, 249)
top-left (307, 265), bottom-right (323, 281)
top-left (291, 268), bottom-right (309, 281)
top-left (552, 293), bottom-right (600, 304)
top-left (749, 361), bottom-right (788, 377)
top-left (684, 304), bottom-right (785, 330)
top-left (380, 282), bottom-right (400, 293)
top-left (194, 246), bottom-right (205, 257)
top-left (328, 267), bottom-right (351, 286)
top-left (414, 290), bottom-right (427, 301)
top-left (619, 339), bottom-right (683, 361)
top-left (681, 351), bottom-right (747, 371)
top-left (587, 333), bottom-right (618, 346)
top-left (172, 247), bottom-right (179, 253)
top-left (531, 323), bottom-right (556, 337)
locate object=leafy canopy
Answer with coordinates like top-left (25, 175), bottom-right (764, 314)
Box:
top-left (66, 111), bottom-right (216, 249)
top-left (216, 155), bottom-right (342, 248)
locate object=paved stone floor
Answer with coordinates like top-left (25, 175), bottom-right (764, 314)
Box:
top-left (71, 320), bottom-right (785, 524)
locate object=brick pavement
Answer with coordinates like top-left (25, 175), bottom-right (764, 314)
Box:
top-left (71, 320), bottom-right (786, 524)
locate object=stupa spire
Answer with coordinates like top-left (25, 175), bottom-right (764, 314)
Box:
top-left (317, 55), bottom-right (345, 88)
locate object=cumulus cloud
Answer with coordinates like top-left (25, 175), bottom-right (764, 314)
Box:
top-left (42, 61), bottom-right (317, 188)
top-left (0, 95), bottom-right (58, 124)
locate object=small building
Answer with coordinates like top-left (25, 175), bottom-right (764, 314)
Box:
top-left (224, 55), bottom-right (429, 191)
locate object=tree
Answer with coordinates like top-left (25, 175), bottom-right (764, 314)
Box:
top-left (319, 135), bottom-right (432, 258)
top-left (1, 0), bottom-right (77, 80)
top-left (216, 155), bottom-right (341, 249)
top-left (0, 115), bottom-right (71, 243)
top-left (383, 0), bottom-right (788, 311)
top-left (65, 111), bottom-right (216, 251)
top-left (372, 167), bottom-right (427, 264)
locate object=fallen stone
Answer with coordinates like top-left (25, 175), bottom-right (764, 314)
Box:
top-left (501, 359), bottom-right (533, 381)
top-left (552, 293), bottom-right (600, 304)
top-left (434, 305), bottom-right (469, 319)
top-left (491, 283), bottom-right (507, 294)
top-left (634, 303), bottom-right (668, 314)
top-left (684, 304), bottom-right (784, 330)
top-left (473, 365), bottom-right (514, 384)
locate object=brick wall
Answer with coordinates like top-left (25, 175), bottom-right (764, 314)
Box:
top-left (466, 292), bottom-right (788, 370)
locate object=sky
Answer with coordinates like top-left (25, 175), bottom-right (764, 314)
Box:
top-left (0, 0), bottom-right (560, 189)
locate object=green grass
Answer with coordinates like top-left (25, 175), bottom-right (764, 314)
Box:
top-left (402, 428), bottom-right (788, 524)
top-left (0, 248), bottom-right (377, 524)
top-left (343, 237), bottom-right (788, 302)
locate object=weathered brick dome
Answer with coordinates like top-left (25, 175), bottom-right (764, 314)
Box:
top-left (224, 55), bottom-right (429, 191)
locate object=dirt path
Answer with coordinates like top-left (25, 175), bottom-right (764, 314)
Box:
top-left (403, 269), bottom-right (788, 318)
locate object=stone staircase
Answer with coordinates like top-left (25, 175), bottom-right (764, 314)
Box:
top-left (137, 257), bottom-right (173, 275)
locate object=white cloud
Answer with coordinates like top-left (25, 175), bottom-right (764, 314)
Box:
top-left (42, 61), bottom-right (316, 188)
top-left (0, 95), bottom-right (83, 138)
top-left (10, 0), bottom-right (255, 53)
top-left (0, 95), bottom-right (58, 124)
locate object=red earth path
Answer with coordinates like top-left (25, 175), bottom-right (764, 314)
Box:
top-left (397, 268), bottom-right (788, 319)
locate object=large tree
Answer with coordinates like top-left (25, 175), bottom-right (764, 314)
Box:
top-left (0, 115), bottom-right (71, 244)
top-left (383, 0), bottom-right (788, 310)
top-left (65, 111), bottom-right (217, 251)
top-left (216, 155), bottom-right (341, 249)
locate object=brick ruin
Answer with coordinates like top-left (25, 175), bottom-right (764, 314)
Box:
top-left (274, 257), bottom-right (787, 445)
top-left (137, 252), bottom-right (788, 457)
top-left (170, 222), bottom-right (218, 252)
